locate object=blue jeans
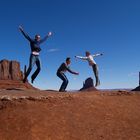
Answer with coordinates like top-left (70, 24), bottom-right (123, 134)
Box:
top-left (57, 72), bottom-right (69, 92)
top-left (24, 54), bottom-right (41, 83)
top-left (92, 64), bottom-right (100, 86)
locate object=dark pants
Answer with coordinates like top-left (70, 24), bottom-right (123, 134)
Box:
top-left (57, 72), bottom-right (69, 92)
top-left (24, 54), bottom-right (41, 83)
top-left (92, 64), bottom-right (100, 86)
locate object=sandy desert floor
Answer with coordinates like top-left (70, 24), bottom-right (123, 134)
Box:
top-left (0, 89), bottom-right (140, 140)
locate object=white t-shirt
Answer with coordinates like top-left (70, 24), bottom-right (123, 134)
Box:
top-left (76, 54), bottom-right (101, 66)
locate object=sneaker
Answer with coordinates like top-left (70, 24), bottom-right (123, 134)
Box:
top-left (31, 78), bottom-right (34, 84)
top-left (59, 89), bottom-right (67, 92)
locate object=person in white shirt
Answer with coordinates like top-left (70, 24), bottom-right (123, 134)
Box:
top-left (75, 51), bottom-right (103, 87)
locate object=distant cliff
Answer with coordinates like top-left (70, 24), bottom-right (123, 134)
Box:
top-left (0, 59), bottom-right (23, 80)
top-left (0, 60), bottom-right (35, 89)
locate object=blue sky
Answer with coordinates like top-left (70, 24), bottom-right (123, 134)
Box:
top-left (0, 0), bottom-right (140, 90)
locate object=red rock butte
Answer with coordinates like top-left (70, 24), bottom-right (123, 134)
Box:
top-left (0, 59), bottom-right (35, 89)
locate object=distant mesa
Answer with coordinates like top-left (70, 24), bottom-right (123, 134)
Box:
top-left (0, 59), bottom-right (35, 90)
top-left (80, 77), bottom-right (97, 91)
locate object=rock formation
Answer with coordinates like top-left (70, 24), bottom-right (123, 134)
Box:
top-left (0, 59), bottom-right (23, 80)
top-left (0, 60), bottom-right (35, 89)
top-left (80, 77), bottom-right (97, 91)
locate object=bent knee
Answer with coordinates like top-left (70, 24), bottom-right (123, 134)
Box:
top-left (65, 79), bottom-right (69, 84)
top-left (37, 67), bottom-right (41, 71)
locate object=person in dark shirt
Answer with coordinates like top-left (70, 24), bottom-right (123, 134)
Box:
top-left (57, 57), bottom-right (79, 92)
top-left (19, 25), bottom-right (52, 83)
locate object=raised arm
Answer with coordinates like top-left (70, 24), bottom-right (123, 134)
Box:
top-left (19, 26), bottom-right (32, 42)
top-left (39, 31), bottom-right (52, 44)
top-left (75, 56), bottom-right (88, 60)
top-left (92, 53), bottom-right (103, 57)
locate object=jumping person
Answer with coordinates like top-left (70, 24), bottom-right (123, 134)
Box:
top-left (75, 51), bottom-right (103, 87)
top-left (19, 25), bottom-right (52, 83)
top-left (57, 57), bottom-right (79, 92)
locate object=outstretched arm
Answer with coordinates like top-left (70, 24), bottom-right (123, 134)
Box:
top-left (39, 31), bottom-right (52, 44)
top-left (19, 25), bottom-right (32, 42)
top-left (92, 53), bottom-right (103, 57)
top-left (75, 56), bottom-right (88, 60)
top-left (67, 67), bottom-right (79, 75)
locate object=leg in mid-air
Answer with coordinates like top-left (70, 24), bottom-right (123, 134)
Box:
top-left (31, 56), bottom-right (41, 84)
top-left (92, 64), bottom-right (100, 87)
top-left (23, 54), bottom-right (36, 83)
top-left (57, 72), bottom-right (69, 92)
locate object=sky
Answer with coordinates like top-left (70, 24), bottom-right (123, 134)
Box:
top-left (0, 0), bottom-right (140, 90)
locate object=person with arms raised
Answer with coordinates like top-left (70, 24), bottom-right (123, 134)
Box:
top-left (19, 25), bottom-right (52, 83)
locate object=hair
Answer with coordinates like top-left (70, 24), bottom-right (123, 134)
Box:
top-left (85, 51), bottom-right (90, 56)
top-left (35, 34), bottom-right (40, 38)
top-left (66, 57), bottom-right (71, 62)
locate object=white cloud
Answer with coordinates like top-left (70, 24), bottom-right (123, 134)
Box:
top-left (47, 48), bottom-right (59, 53)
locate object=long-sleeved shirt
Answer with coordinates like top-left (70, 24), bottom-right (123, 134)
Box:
top-left (76, 54), bottom-right (102, 66)
top-left (57, 63), bottom-right (77, 74)
top-left (20, 29), bottom-right (49, 54)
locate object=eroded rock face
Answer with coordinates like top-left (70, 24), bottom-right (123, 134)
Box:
top-left (0, 60), bottom-right (11, 80)
top-left (0, 60), bottom-right (23, 81)
top-left (0, 60), bottom-right (36, 90)
top-left (10, 61), bottom-right (23, 80)
top-left (84, 77), bottom-right (94, 88)
top-left (80, 77), bottom-right (97, 91)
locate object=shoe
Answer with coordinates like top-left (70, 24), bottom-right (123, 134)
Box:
top-left (31, 78), bottom-right (34, 84)
top-left (95, 80), bottom-right (100, 87)
top-left (59, 89), bottom-right (67, 92)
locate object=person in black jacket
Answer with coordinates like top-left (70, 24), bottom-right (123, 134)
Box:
top-left (57, 57), bottom-right (79, 92)
top-left (19, 25), bottom-right (52, 83)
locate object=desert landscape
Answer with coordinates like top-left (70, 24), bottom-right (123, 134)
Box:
top-left (0, 60), bottom-right (140, 140)
top-left (1, 0), bottom-right (140, 139)
top-left (0, 89), bottom-right (140, 140)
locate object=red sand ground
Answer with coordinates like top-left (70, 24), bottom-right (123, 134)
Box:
top-left (0, 80), bottom-right (37, 90)
top-left (0, 89), bottom-right (140, 140)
